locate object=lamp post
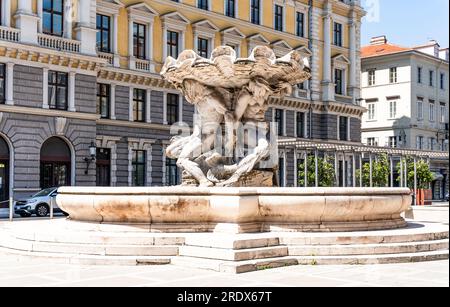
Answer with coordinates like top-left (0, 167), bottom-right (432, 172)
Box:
top-left (84, 142), bottom-right (97, 175)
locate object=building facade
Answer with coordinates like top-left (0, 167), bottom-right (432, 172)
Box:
top-left (0, 0), bottom-right (365, 202)
top-left (361, 36), bottom-right (449, 200)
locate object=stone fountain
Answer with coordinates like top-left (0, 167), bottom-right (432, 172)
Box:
top-left (56, 46), bottom-right (411, 233)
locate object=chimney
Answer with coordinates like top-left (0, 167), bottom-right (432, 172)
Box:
top-left (370, 36), bottom-right (387, 46)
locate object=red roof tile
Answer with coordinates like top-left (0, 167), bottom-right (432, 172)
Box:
top-left (361, 43), bottom-right (411, 58)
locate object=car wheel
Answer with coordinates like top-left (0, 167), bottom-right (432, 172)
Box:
top-left (35, 204), bottom-right (49, 217)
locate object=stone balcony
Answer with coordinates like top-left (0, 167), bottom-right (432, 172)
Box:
top-left (0, 26), bottom-right (20, 43)
top-left (37, 33), bottom-right (81, 53)
top-left (98, 51), bottom-right (114, 65)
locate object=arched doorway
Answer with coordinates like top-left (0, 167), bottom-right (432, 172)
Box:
top-left (40, 137), bottom-right (71, 189)
top-left (0, 136), bottom-right (9, 207)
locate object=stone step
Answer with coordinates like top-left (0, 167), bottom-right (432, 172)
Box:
top-left (173, 250), bottom-right (449, 273)
top-left (280, 230), bottom-right (449, 246)
top-left (294, 250), bottom-right (449, 265)
top-left (179, 245), bottom-right (288, 261)
top-left (0, 234), bottom-right (179, 256)
top-left (171, 256), bottom-right (299, 274)
top-left (6, 230), bottom-right (185, 246)
top-left (184, 235), bottom-right (280, 250)
top-left (288, 239), bottom-right (449, 256)
top-left (0, 247), bottom-right (173, 266)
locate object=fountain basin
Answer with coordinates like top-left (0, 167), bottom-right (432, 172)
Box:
top-left (56, 187), bottom-right (411, 233)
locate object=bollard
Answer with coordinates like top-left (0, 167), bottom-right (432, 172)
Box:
top-left (9, 197), bottom-right (13, 222)
top-left (50, 197), bottom-right (54, 220)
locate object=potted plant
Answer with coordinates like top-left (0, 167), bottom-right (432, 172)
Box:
top-left (297, 155), bottom-right (335, 187)
top-left (356, 154), bottom-right (390, 187)
top-left (397, 157), bottom-right (433, 205)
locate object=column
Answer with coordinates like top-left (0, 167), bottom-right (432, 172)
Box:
top-left (68, 72), bottom-right (76, 112)
top-left (37, 0), bottom-right (43, 32)
top-left (42, 68), bottom-right (49, 109)
top-left (334, 151), bottom-right (338, 187)
top-left (352, 153), bottom-right (356, 187)
top-left (321, 1), bottom-right (334, 101)
top-left (304, 151), bottom-right (308, 187)
top-left (163, 93), bottom-right (168, 125)
top-left (5, 63), bottom-right (14, 106)
top-left (15, 0), bottom-right (38, 44)
top-left (400, 156), bottom-right (404, 187)
top-left (146, 90), bottom-right (151, 123)
top-left (181, 31), bottom-right (186, 54)
top-left (178, 95), bottom-right (183, 123)
top-left (75, 0), bottom-right (97, 55)
top-left (341, 152), bottom-right (346, 187)
top-left (369, 153), bottom-right (373, 187)
top-left (129, 87), bottom-right (134, 121)
top-left (413, 157), bottom-right (417, 206)
top-left (404, 159), bottom-right (408, 188)
top-left (64, 0), bottom-right (73, 39)
top-left (359, 153), bottom-right (363, 187)
top-left (390, 155), bottom-right (394, 187)
top-left (314, 148), bottom-right (319, 187)
top-left (113, 14), bottom-right (120, 67)
top-left (162, 26), bottom-right (168, 59)
top-left (110, 84), bottom-right (116, 120)
top-left (147, 22), bottom-right (155, 72)
top-left (348, 14), bottom-right (357, 103)
top-left (128, 17), bottom-right (135, 69)
top-left (2, 0), bottom-right (11, 27)
top-left (294, 149), bottom-right (298, 187)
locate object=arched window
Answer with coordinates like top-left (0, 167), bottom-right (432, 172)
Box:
top-left (0, 136), bottom-right (9, 205)
top-left (40, 137), bottom-right (71, 189)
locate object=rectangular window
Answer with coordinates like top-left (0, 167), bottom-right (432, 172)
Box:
top-left (429, 101), bottom-right (435, 122)
top-left (367, 103), bottom-right (375, 120)
top-left (417, 100), bottom-right (423, 120)
top-left (440, 73), bottom-right (445, 90)
top-left (339, 116), bottom-right (348, 141)
top-left (367, 137), bottom-right (377, 146)
top-left (197, 38), bottom-right (209, 58)
top-left (132, 150), bottom-right (145, 187)
top-left (296, 112), bottom-right (305, 138)
top-left (167, 31), bottom-right (179, 58)
top-left (368, 70), bottom-right (375, 86)
top-left (96, 14), bottom-right (111, 53)
top-left (429, 70), bottom-right (434, 87)
top-left (429, 137), bottom-right (436, 151)
top-left (48, 71), bottom-right (68, 110)
top-left (416, 136), bottom-right (424, 150)
top-left (389, 67), bottom-right (397, 83)
top-left (165, 158), bottom-right (179, 186)
top-left (417, 67), bottom-right (422, 84)
top-left (389, 101), bottom-right (397, 119)
top-left (275, 109), bottom-right (284, 136)
top-left (43, 0), bottom-right (64, 36)
top-left (0, 64), bottom-right (5, 104)
top-left (440, 104), bottom-right (447, 123)
top-left (296, 12), bottom-right (305, 37)
top-left (225, 0), bottom-right (235, 18)
top-left (197, 0), bottom-right (209, 10)
top-left (333, 22), bottom-right (342, 47)
top-left (133, 88), bottom-right (146, 122)
top-left (133, 23), bottom-right (146, 59)
top-left (251, 0), bottom-right (261, 25)
top-left (274, 5), bottom-right (283, 31)
top-left (167, 93), bottom-right (179, 125)
top-left (96, 83), bottom-right (110, 119)
top-left (334, 69), bottom-right (344, 95)
top-left (389, 136), bottom-right (398, 148)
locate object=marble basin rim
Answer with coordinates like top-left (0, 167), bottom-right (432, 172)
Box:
top-left (56, 187), bottom-right (412, 233)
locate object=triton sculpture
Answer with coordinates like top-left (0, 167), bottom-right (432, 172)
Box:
top-left (161, 45), bottom-right (311, 187)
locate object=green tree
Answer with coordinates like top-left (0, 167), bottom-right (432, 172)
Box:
top-left (396, 157), bottom-right (433, 189)
top-left (297, 155), bottom-right (335, 187)
top-left (356, 154), bottom-right (390, 187)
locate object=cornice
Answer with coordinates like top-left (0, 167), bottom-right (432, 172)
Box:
top-left (0, 104), bottom-right (101, 121)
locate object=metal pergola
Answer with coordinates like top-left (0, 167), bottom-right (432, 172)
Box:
top-left (279, 139), bottom-right (449, 206)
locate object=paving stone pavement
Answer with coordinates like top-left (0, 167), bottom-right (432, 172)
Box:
top-left (0, 203), bottom-right (448, 287)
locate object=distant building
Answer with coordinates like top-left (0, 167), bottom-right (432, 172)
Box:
top-left (361, 36), bottom-right (449, 200)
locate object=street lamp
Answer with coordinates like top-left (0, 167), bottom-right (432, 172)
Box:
top-left (84, 141), bottom-right (97, 175)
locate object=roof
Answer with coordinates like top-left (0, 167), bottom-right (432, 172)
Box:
top-left (361, 43), bottom-right (411, 58)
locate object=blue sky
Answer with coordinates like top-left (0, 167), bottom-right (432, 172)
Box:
top-left (361, 0), bottom-right (449, 48)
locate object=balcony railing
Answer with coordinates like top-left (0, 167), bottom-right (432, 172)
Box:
top-left (135, 58), bottom-right (151, 72)
top-left (0, 26), bottom-right (20, 42)
top-left (37, 33), bottom-right (80, 53)
top-left (98, 51), bottom-right (114, 65)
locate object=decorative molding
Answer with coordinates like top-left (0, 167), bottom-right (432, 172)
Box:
top-left (0, 104), bottom-right (100, 121)
top-left (55, 117), bottom-right (68, 135)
